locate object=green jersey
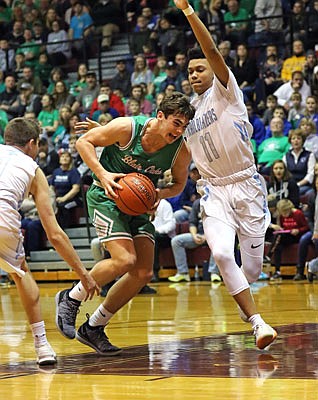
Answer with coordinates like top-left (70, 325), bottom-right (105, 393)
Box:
top-left (94, 115), bottom-right (184, 187)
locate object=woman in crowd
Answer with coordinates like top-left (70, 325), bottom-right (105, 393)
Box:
top-left (49, 151), bottom-right (82, 229)
top-left (282, 129), bottom-right (315, 196)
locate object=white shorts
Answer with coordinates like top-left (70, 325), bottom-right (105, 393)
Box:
top-left (197, 174), bottom-right (270, 237)
top-left (0, 227), bottom-right (26, 277)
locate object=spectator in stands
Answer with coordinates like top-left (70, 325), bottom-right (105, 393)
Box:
top-left (130, 14), bottom-right (152, 57)
top-left (33, 20), bottom-right (48, 48)
top-left (91, 94), bottom-right (119, 121)
top-left (218, 40), bottom-right (234, 69)
top-left (90, 0), bottom-right (121, 51)
top-left (52, 80), bottom-right (75, 110)
top-left (199, 0), bottom-right (224, 43)
top-left (246, 102), bottom-right (266, 147)
top-left (274, 71), bottom-right (311, 112)
top-left (140, 6), bottom-right (160, 31)
top-left (68, 0), bottom-right (94, 58)
top-left (47, 19), bottom-right (71, 67)
top-left (6, 20), bottom-right (24, 50)
top-left (267, 199), bottom-right (309, 280)
top-left (16, 28), bottom-right (40, 69)
top-left (0, 1), bottom-right (11, 38)
top-left (47, 67), bottom-right (68, 95)
top-left (247, 0), bottom-right (283, 51)
top-left (150, 14), bottom-right (185, 60)
top-left (152, 198), bottom-right (176, 282)
top-left (280, 40), bottom-right (306, 82)
top-left (262, 94), bottom-right (278, 127)
top-left (0, 39), bottom-right (15, 72)
top-left (69, 63), bottom-right (88, 97)
top-left (265, 105), bottom-right (292, 137)
top-left (52, 105), bottom-right (72, 150)
top-left (302, 117), bottom-right (318, 159)
top-left (284, 1), bottom-right (307, 44)
top-left (151, 92), bottom-right (165, 117)
top-left (180, 79), bottom-right (194, 99)
top-left (110, 59), bottom-right (132, 98)
top-left (56, 112), bottom-right (81, 151)
top-left (232, 43), bottom-right (258, 102)
top-left (14, 53), bottom-right (26, 81)
top-left (159, 60), bottom-right (182, 92)
top-left (50, 150), bottom-right (82, 229)
top-left (37, 93), bottom-right (59, 150)
top-left (282, 129), bottom-right (315, 196)
top-left (287, 92), bottom-right (305, 129)
top-left (223, 0), bottom-right (249, 48)
top-left (18, 65), bottom-right (44, 95)
top-left (72, 70), bottom-right (100, 117)
top-left (90, 82), bottom-right (125, 118)
top-left (174, 52), bottom-right (188, 82)
top-left (303, 95), bottom-right (318, 132)
top-left (44, 7), bottom-right (63, 33)
top-left (306, 0), bottom-right (318, 48)
top-left (303, 50), bottom-right (317, 87)
top-left (254, 44), bottom-right (284, 109)
top-left (267, 159), bottom-right (300, 208)
top-left (174, 162), bottom-right (200, 223)
top-left (0, 74), bottom-right (18, 121)
top-left (125, 84), bottom-right (153, 117)
top-left (168, 198), bottom-right (220, 283)
top-left (152, 55), bottom-right (168, 95)
top-left (9, 82), bottom-right (42, 118)
top-left (296, 174), bottom-right (318, 281)
top-left (257, 117), bottom-right (290, 175)
top-left (130, 55), bottom-right (154, 97)
top-left (34, 53), bottom-right (52, 89)
top-left (36, 137), bottom-right (60, 178)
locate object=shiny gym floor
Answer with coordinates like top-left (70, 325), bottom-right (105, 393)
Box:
top-left (0, 279), bottom-right (317, 399)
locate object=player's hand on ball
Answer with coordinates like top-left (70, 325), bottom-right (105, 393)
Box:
top-left (99, 171), bottom-right (126, 198)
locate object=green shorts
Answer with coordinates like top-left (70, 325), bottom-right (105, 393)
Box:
top-left (87, 185), bottom-right (155, 243)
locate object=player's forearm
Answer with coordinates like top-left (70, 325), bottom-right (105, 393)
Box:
top-left (76, 138), bottom-right (106, 179)
top-left (48, 229), bottom-right (89, 277)
top-left (183, 4), bottom-right (217, 54)
top-left (159, 182), bottom-right (185, 199)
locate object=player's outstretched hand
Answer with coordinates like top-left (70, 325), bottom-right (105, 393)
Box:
top-left (80, 271), bottom-right (100, 301)
top-left (173, 0), bottom-right (189, 10)
top-left (75, 117), bottom-right (100, 135)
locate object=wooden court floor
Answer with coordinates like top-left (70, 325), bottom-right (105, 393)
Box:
top-left (0, 279), bottom-right (318, 400)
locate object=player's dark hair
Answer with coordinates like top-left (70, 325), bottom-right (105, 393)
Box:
top-left (187, 46), bottom-right (205, 61)
top-left (157, 92), bottom-right (195, 121)
top-left (4, 117), bottom-right (41, 146)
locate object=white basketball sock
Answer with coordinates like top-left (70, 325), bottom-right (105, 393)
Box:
top-left (31, 321), bottom-right (47, 347)
top-left (248, 313), bottom-right (265, 329)
top-left (89, 304), bottom-right (113, 327)
top-left (69, 281), bottom-right (87, 302)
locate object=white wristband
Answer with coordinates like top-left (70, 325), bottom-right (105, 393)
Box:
top-left (182, 5), bottom-right (194, 16)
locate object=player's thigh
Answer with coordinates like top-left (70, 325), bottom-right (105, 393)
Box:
top-left (133, 235), bottom-right (155, 272)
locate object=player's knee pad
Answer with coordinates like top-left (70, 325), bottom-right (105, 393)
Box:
top-left (241, 257), bottom-right (262, 283)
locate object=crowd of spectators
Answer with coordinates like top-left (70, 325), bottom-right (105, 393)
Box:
top-left (0, 0), bottom-right (318, 285)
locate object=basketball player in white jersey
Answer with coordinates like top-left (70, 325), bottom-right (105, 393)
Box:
top-left (174, 0), bottom-right (277, 349)
top-left (0, 118), bottom-right (99, 365)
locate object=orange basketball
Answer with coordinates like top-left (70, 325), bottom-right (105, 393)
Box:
top-left (114, 172), bottom-right (157, 216)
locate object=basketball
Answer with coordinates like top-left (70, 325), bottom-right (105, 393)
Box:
top-left (114, 172), bottom-right (157, 216)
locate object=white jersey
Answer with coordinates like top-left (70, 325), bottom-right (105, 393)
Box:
top-left (0, 144), bottom-right (38, 232)
top-left (185, 69), bottom-right (255, 184)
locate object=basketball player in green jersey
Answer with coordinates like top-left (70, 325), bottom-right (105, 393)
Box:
top-left (55, 92), bottom-right (195, 354)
